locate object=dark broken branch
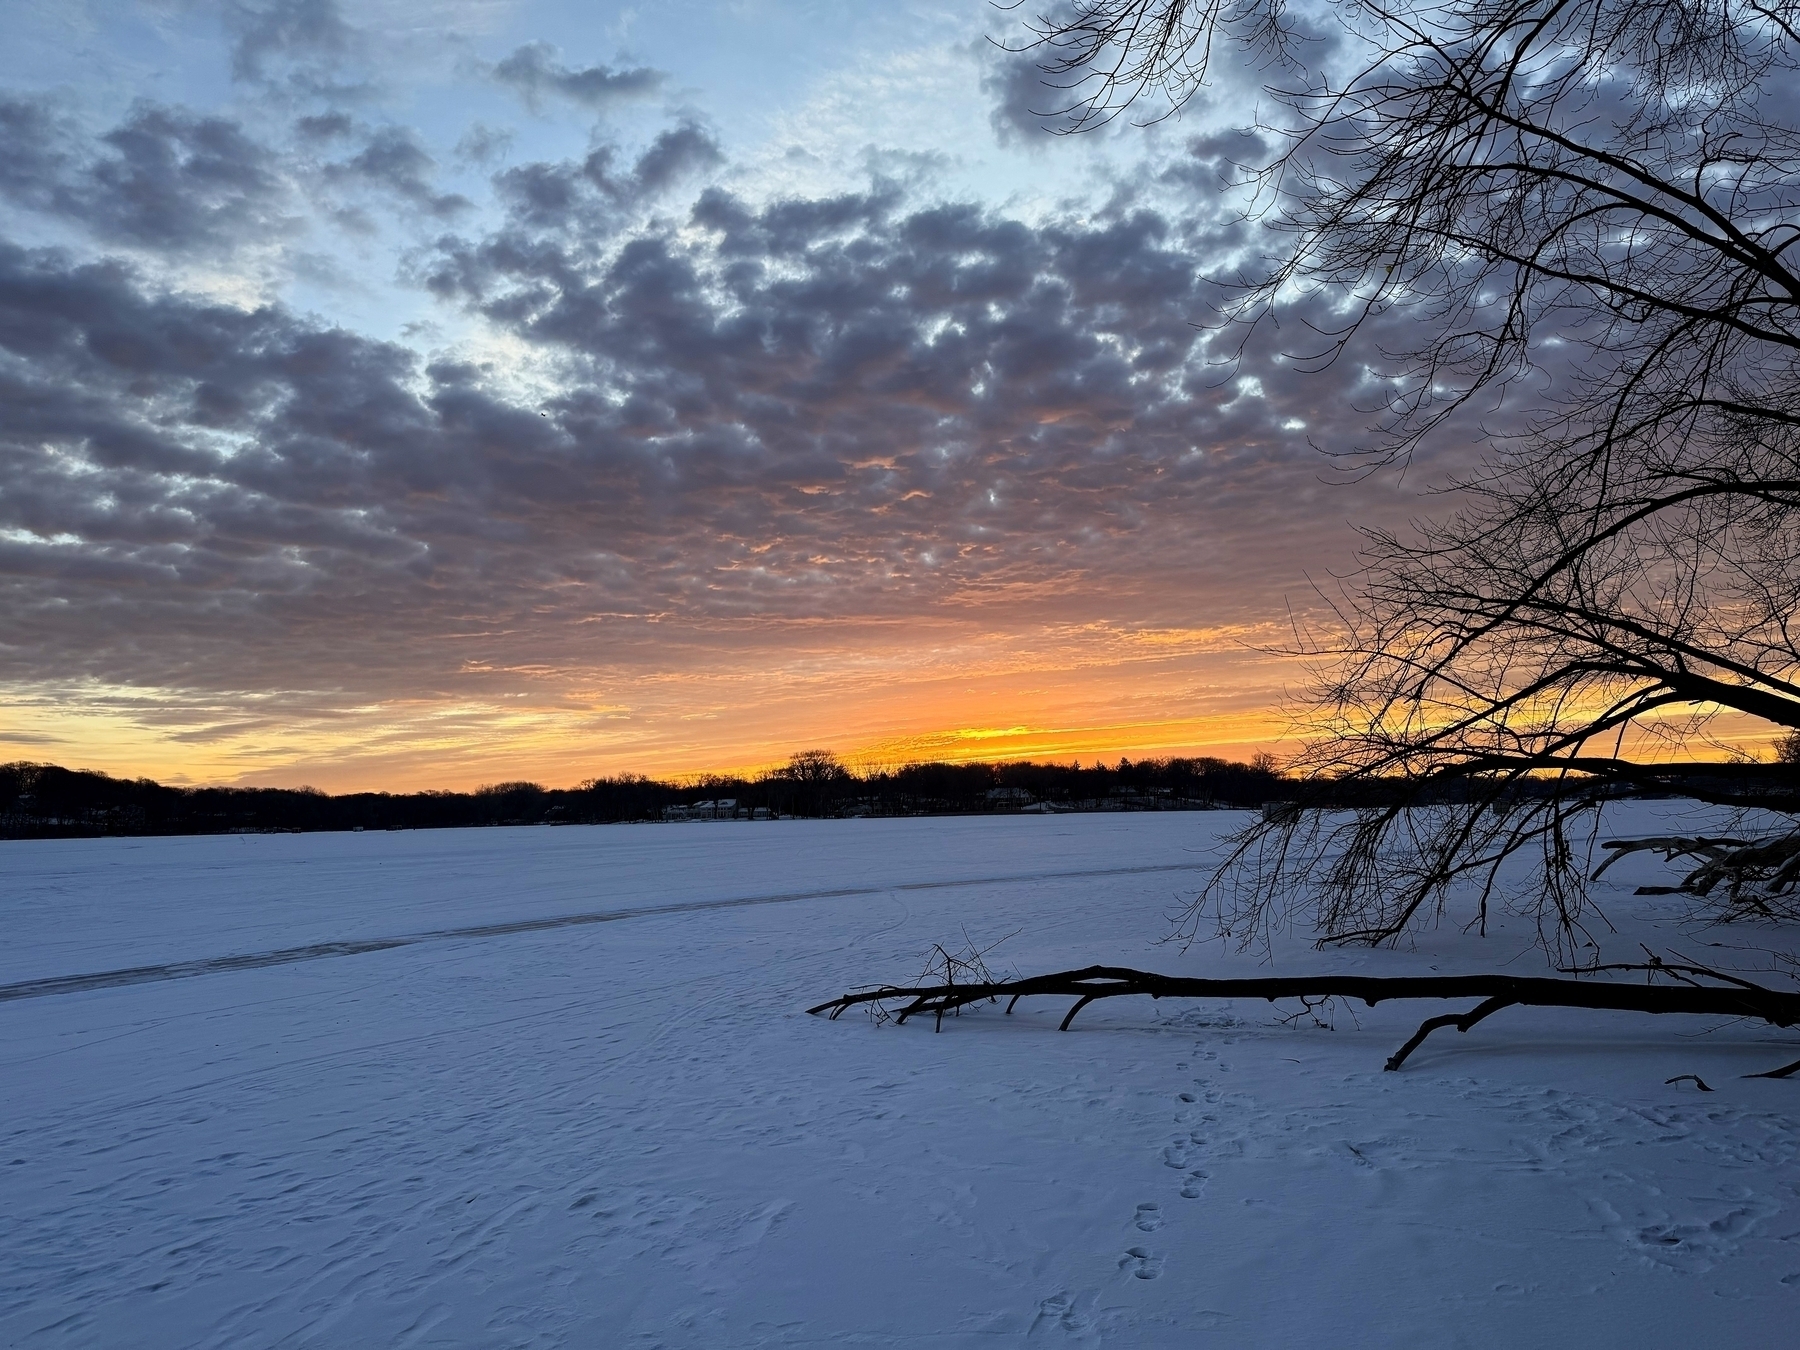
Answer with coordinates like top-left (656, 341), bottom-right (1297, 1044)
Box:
top-left (808, 965), bottom-right (1800, 1072)
top-left (1665, 1074), bottom-right (1715, 1091)
top-left (1744, 1056), bottom-right (1800, 1080)
top-left (1383, 996), bottom-right (1514, 1071)
top-left (1596, 831), bottom-right (1800, 902)
top-left (1591, 836), bottom-right (1755, 881)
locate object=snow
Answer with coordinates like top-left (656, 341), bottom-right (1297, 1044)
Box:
top-left (4, 809), bottom-right (1798, 1347)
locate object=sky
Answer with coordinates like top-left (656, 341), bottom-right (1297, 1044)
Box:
top-left (0, 0), bottom-right (1469, 790)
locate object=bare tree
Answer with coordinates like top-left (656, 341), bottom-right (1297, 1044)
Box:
top-left (995, 0), bottom-right (1800, 956)
top-left (762, 749), bottom-right (855, 817)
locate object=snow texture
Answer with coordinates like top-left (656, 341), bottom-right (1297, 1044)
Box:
top-left (5, 808), bottom-right (1800, 1346)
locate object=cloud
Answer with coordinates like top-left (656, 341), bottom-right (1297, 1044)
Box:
top-left (224, 0), bottom-right (359, 91)
top-left (0, 95), bottom-right (73, 205)
top-left (0, 241), bottom-right (445, 690)
top-left (0, 94), bottom-right (481, 250)
top-left (327, 127), bottom-right (471, 218)
top-left (0, 110), bottom-right (1426, 739)
top-left (1158, 129), bottom-right (1271, 194)
top-left (981, 41), bottom-right (1075, 144)
top-left (491, 43), bottom-right (666, 113)
top-left (632, 123), bottom-right (726, 196)
top-left (0, 95), bottom-right (296, 253)
top-left (295, 111), bottom-right (355, 143)
top-left (455, 122), bottom-right (515, 166)
top-left (472, 122), bottom-right (726, 237)
top-left (223, 0), bottom-right (352, 84)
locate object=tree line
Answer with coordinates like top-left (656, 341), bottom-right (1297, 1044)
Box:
top-left (0, 752), bottom-right (1291, 840)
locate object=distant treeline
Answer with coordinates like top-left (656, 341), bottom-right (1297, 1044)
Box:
top-left (0, 752), bottom-right (1290, 840)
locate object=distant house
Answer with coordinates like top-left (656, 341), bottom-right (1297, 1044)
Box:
top-left (662, 798), bottom-right (745, 822)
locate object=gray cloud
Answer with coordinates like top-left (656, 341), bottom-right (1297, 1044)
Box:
top-left (294, 111), bottom-right (355, 143)
top-left (0, 93), bottom-right (485, 251)
top-left (327, 127), bottom-right (470, 219)
top-left (88, 104), bottom-right (295, 248)
top-left (491, 43), bottom-right (666, 113)
top-left (0, 96), bottom-right (72, 205)
top-left (632, 123), bottom-right (726, 196)
top-left (1158, 129), bottom-right (1271, 194)
top-left (0, 94), bottom-right (296, 253)
top-left (481, 121), bottom-right (725, 232)
top-left (0, 114), bottom-right (1428, 714)
top-left (455, 122), bottom-right (515, 167)
top-left (224, 0), bottom-right (356, 86)
top-left (981, 42), bottom-right (1078, 144)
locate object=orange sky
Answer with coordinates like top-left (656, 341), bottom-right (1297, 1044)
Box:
top-left (0, 619), bottom-right (1311, 791)
top-left (5, 608), bottom-right (1783, 792)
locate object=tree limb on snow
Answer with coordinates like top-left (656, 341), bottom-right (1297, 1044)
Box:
top-left (807, 965), bottom-right (1800, 1072)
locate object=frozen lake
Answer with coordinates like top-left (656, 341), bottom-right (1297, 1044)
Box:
top-left (5, 811), bottom-right (1799, 1346)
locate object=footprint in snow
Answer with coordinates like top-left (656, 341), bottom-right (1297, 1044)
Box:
top-left (1180, 1170), bottom-right (1209, 1199)
top-left (1121, 1247), bottom-right (1164, 1280)
top-left (1164, 1128), bottom-right (1209, 1168)
top-left (1031, 1292), bottom-right (1092, 1334)
top-left (1593, 1187), bottom-right (1779, 1272)
top-left (1134, 1202), bottom-right (1163, 1232)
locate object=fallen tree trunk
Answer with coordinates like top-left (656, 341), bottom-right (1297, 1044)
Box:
top-left (807, 965), bottom-right (1800, 1072)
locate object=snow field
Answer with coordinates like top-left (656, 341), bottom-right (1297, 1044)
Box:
top-left (4, 810), bottom-right (1798, 1346)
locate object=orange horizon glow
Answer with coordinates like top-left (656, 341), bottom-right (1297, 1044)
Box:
top-left (0, 723), bottom-right (1305, 794)
top-left (0, 618), bottom-right (1314, 792)
top-left (4, 668), bottom-right (1787, 796)
top-left (5, 607), bottom-right (1787, 795)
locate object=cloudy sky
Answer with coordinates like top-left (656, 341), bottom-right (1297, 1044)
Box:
top-left (0, 0), bottom-right (1434, 790)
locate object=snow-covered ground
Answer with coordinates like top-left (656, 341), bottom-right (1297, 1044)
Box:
top-left (5, 809), bottom-right (1798, 1347)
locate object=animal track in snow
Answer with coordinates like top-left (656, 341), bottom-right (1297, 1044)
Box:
top-left (1133, 1202), bottom-right (1163, 1232)
top-left (1120, 1246), bottom-right (1163, 1280)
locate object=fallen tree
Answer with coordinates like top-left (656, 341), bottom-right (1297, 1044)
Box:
top-left (808, 961), bottom-right (1800, 1076)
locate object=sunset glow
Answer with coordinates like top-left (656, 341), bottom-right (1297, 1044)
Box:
top-left (0, 619), bottom-right (1309, 791)
top-left (0, 2), bottom-right (1766, 790)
